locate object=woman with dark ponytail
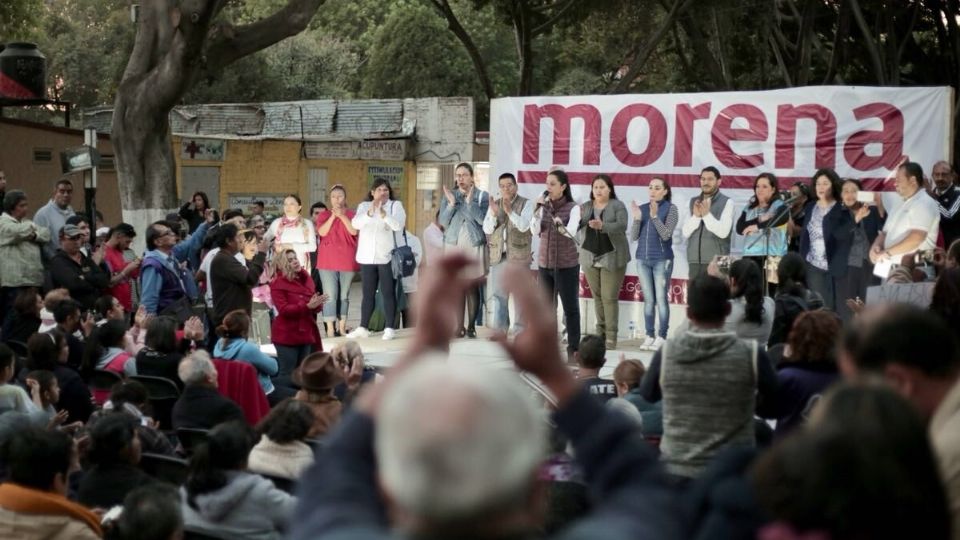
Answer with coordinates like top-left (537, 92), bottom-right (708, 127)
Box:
top-left (722, 258), bottom-right (775, 345)
top-left (181, 421), bottom-right (295, 539)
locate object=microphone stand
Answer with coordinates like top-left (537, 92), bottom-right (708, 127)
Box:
top-left (746, 200), bottom-right (792, 297)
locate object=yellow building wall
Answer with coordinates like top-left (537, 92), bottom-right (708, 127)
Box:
top-left (172, 137), bottom-right (418, 232)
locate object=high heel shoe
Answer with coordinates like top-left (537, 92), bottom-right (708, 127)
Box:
top-left (466, 327), bottom-right (477, 339)
top-left (457, 328), bottom-right (467, 338)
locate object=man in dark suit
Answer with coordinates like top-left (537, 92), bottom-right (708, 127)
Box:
top-left (172, 350), bottom-right (244, 430)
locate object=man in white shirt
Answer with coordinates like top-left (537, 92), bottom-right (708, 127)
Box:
top-left (870, 161), bottom-right (940, 276)
top-left (680, 166), bottom-right (734, 281)
top-left (33, 179), bottom-right (76, 260)
top-left (482, 173), bottom-right (534, 332)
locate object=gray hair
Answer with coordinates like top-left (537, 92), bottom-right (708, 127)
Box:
top-left (178, 350), bottom-right (216, 386)
top-left (376, 359), bottom-right (547, 522)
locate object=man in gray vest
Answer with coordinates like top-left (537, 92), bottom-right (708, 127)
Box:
top-left (639, 274), bottom-right (777, 482)
top-left (482, 172), bottom-right (534, 332)
top-left (681, 166), bottom-right (733, 281)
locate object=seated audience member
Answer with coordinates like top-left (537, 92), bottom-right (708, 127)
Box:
top-left (612, 358), bottom-right (662, 437)
top-left (756, 311), bottom-right (841, 436)
top-left (750, 383), bottom-right (951, 540)
top-left (93, 296), bottom-right (146, 355)
top-left (931, 267), bottom-right (960, 343)
top-left (24, 369), bottom-right (59, 421)
top-left (213, 309), bottom-right (289, 405)
top-left (574, 335), bottom-right (617, 403)
top-left (289, 255), bottom-right (681, 540)
top-left (88, 381), bottom-right (176, 456)
top-left (841, 305), bottom-right (960, 539)
top-left (292, 352), bottom-right (344, 438)
top-left (172, 350), bottom-right (245, 430)
top-left (0, 343), bottom-right (41, 415)
top-left (721, 259), bottom-right (775, 344)
top-left (249, 399), bottom-right (316, 480)
top-left (948, 238), bottom-right (960, 269)
top-left (26, 330), bottom-right (94, 423)
top-left (125, 316), bottom-right (184, 386)
top-left (640, 274), bottom-right (777, 481)
top-left (330, 341), bottom-right (374, 405)
top-left (105, 483), bottom-right (183, 540)
top-left (1, 287), bottom-right (42, 345)
top-left (82, 319), bottom-right (132, 377)
top-left (52, 298), bottom-right (93, 371)
top-left (0, 428), bottom-right (101, 539)
top-left (38, 288), bottom-right (70, 333)
top-left (78, 413), bottom-right (154, 509)
top-left (181, 420), bottom-right (295, 539)
top-left (768, 252), bottom-right (824, 347)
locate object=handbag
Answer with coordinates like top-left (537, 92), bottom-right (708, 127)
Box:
top-left (391, 230), bottom-right (417, 279)
top-left (159, 296), bottom-right (193, 324)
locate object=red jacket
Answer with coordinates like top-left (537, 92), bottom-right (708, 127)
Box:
top-left (270, 270), bottom-right (323, 349)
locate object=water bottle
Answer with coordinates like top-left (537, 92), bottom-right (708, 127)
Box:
top-left (628, 320), bottom-right (636, 340)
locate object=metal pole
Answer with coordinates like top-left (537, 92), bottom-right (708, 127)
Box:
top-left (84, 128), bottom-right (98, 232)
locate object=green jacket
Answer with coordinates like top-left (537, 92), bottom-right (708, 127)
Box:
top-left (0, 212), bottom-right (50, 287)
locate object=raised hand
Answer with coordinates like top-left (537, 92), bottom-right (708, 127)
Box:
top-left (488, 197), bottom-right (500, 217)
top-left (443, 184), bottom-right (456, 207)
top-left (630, 200), bottom-right (641, 219)
top-left (649, 199), bottom-right (659, 216)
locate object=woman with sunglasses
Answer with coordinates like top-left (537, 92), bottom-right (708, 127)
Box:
top-left (315, 185), bottom-right (360, 337)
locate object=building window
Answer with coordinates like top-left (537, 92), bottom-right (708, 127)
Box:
top-left (32, 148), bottom-right (53, 163)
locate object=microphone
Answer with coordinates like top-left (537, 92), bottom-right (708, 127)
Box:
top-left (536, 190), bottom-right (550, 209)
top-left (780, 193), bottom-right (804, 206)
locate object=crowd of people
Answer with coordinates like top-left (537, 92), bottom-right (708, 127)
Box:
top-left (0, 156), bottom-right (957, 539)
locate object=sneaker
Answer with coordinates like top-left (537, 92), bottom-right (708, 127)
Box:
top-left (382, 327), bottom-right (396, 341)
top-left (651, 337), bottom-right (666, 351)
top-left (346, 327), bottom-right (370, 339)
top-left (640, 336), bottom-right (655, 350)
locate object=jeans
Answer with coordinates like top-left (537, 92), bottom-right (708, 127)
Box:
top-left (487, 262), bottom-right (523, 331)
top-left (582, 264), bottom-right (627, 344)
top-left (359, 263), bottom-right (396, 330)
top-left (805, 262), bottom-right (835, 311)
top-left (637, 258), bottom-right (673, 338)
top-left (539, 266), bottom-right (581, 352)
top-left (317, 270), bottom-right (355, 322)
top-left (274, 344), bottom-right (313, 390)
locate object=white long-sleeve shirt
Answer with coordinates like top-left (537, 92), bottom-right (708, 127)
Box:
top-left (482, 198), bottom-right (535, 235)
top-left (352, 200), bottom-right (406, 265)
top-left (681, 198), bottom-right (734, 239)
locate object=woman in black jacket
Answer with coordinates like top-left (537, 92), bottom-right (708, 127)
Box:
top-left (799, 168), bottom-right (854, 312)
top-left (835, 179), bottom-right (885, 321)
top-left (25, 330), bottom-right (94, 423)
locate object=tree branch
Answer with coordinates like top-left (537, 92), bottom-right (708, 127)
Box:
top-left (531, 0), bottom-right (580, 36)
top-left (768, 32), bottom-right (793, 86)
top-left (847, 0), bottom-right (886, 84)
top-left (426, 0), bottom-right (496, 101)
top-left (611, 0), bottom-right (691, 92)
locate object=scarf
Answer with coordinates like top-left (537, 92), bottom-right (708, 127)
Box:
top-left (0, 483), bottom-right (102, 536)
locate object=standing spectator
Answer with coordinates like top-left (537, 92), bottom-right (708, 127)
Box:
top-left (933, 160), bottom-right (960, 249)
top-left (837, 179), bottom-right (885, 320)
top-left (483, 173), bottom-right (534, 333)
top-left (439, 163), bottom-right (489, 339)
top-left (26, 330), bottom-right (94, 423)
top-left (1, 288), bottom-right (42, 345)
top-left (198, 211), bottom-right (248, 313)
top-left (213, 310), bottom-right (288, 405)
top-left (0, 190), bottom-right (50, 320)
top-left (574, 335), bottom-right (617, 404)
top-left (77, 413), bottom-right (153, 509)
top-left (211, 225), bottom-right (267, 327)
top-left (640, 275), bottom-right (777, 481)
top-left (799, 168), bottom-right (853, 311)
top-left (0, 428), bottom-right (101, 539)
top-left (423, 210), bottom-right (445, 267)
top-left (681, 166), bottom-right (733, 281)
top-left (843, 306), bottom-right (960, 539)
top-left (248, 399), bottom-right (317, 480)
top-left (265, 194), bottom-right (316, 269)
top-left (140, 221), bottom-right (193, 316)
top-left (531, 169), bottom-right (581, 356)
top-left (630, 177), bottom-right (678, 350)
top-left (270, 248), bottom-right (326, 389)
top-left (768, 252), bottom-right (824, 347)
top-left (32, 178), bottom-right (76, 260)
top-left (181, 421), bottom-right (295, 539)
top-left (249, 200), bottom-right (266, 219)
top-left (347, 178), bottom-right (406, 341)
top-left (579, 174), bottom-right (630, 349)
top-left (870, 161), bottom-right (941, 276)
top-left (314, 185), bottom-right (359, 338)
top-left (49, 224), bottom-right (109, 311)
top-left (172, 351), bottom-right (245, 430)
top-left (179, 191), bottom-right (210, 236)
top-left (756, 310), bottom-right (841, 436)
top-left (736, 173), bottom-right (789, 293)
top-left (102, 223), bottom-right (141, 313)
top-left (65, 214), bottom-right (93, 255)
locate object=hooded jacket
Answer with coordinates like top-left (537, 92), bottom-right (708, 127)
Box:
top-left (213, 338), bottom-right (278, 395)
top-left (181, 471), bottom-right (295, 540)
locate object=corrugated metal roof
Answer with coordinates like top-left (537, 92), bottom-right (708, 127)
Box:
top-left (335, 99), bottom-right (403, 135)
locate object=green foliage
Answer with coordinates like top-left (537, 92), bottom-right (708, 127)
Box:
top-left (0, 0), bottom-right (41, 40)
